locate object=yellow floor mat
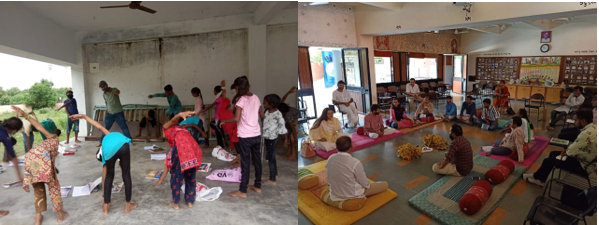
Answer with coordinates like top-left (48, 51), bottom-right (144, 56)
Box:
top-left (299, 160), bottom-right (398, 225)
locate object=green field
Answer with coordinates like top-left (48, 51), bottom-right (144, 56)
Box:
top-left (0, 108), bottom-right (69, 159)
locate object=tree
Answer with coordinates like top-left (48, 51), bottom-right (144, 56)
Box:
top-left (25, 79), bottom-right (57, 109)
top-left (5, 87), bottom-right (21, 97)
top-left (10, 93), bottom-right (28, 105)
top-left (0, 95), bottom-right (9, 105)
top-left (53, 87), bottom-right (71, 103)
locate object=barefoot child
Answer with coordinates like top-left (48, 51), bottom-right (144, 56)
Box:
top-left (56, 91), bottom-right (81, 144)
top-left (12, 106), bottom-right (69, 225)
top-left (261, 94), bottom-right (287, 185)
top-left (148, 84), bottom-right (183, 121)
top-left (136, 109), bottom-right (157, 138)
top-left (179, 116), bottom-right (208, 145)
top-left (200, 80), bottom-right (227, 148)
top-left (217, 88), bottom-right (240, 167)
top-left (279, 86), bottom-right (298, 160)
top-left (191, 87), bottom-right (209, 147)
top-left (154, 111), bottom-right (203, 209)
top-left (0, 116), bottom-right (23, 183)
top-left (68, 114), bottom-right (137, 215)
top-left (221, 76), bottom-right (263, 198)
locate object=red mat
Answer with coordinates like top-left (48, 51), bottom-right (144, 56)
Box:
top-left (314, 130), bottom-right (403, 159)
top-left (478, 136), bottom-right (550, 169)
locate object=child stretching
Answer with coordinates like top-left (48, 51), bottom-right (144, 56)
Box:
top-left (221, 76), bottom-right (263, 198)
top-left (68, 113), bottom-right (137, 215)
top-left (217, 84), bottom-right (240, 167)
top-left (179, 116), bottom-right (209, 145)
top-left (0, 116), bottom-right (23, 183)
top-left (279, 86), bottom-right (299, 160)
top-left (154, 111), bottom-right (203, 209)
top-left (261, 94), bottom-right (287, 185)
top-left (12, 106), bottom-right (69, 225)
top-left (136, 109), bottom-right (157, 138)
top-left (200, 80), bottom-right (227, 148)
top-left (148, 84), bottom-right (183, 121)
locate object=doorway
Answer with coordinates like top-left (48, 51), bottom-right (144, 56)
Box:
top-left (342, 48), bottom-right (371, 113)
top-left (451, 54), bottom-right (468, 94)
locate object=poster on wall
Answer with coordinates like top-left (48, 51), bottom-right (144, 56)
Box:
top-left (540, 31), bottom-right (552, 43)
top-left (519, 57), bottom-right (561, 84)
top-left (322, 51), bottom-right (336, 88)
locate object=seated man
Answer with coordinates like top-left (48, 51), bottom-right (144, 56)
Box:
top-left (363, 104), bottom-right (395, 139)
top-left (487, 116), bottom-right (527, 165)
top-left (475, 99), bottom-right (500, 131)
top-left (440, 96), bottom-right (457, 122)
top-left (558, 97), bottom-right (596, 142)
top-left (332, 80), bottom-right (359, 128)
top-left (406, 78), bottom-right (424, 111)
top-left (523, 110), bottom-right (596, 186)
top-left (458, 96), bottom-right (477, 125)
top-left (309, 108), bottom-right (351, 151)
top-left (413, 96), bottom-right (434, 123)
top-left (325, 136), bottom-right (388, 210)
top-left (547, 86), bottom-right (585, 131)
top-left (433, 124), bottom-right (473, 176)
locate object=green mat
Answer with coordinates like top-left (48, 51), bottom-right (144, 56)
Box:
top-left (498, 119), bottom-right (510, 129)
top-left (408, 155), bottom-right (526, 225)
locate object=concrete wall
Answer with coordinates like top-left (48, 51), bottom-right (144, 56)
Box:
top-left (462, 21), bottom-right (598, 91)
top-left (267, 24), bottom-right (298, 105)
top-left (82, 29), bottom-right (249, 116)
top-left (298, 3), bottom-right (358, 48)
top-left (0, 2), bottom-right (77, 65)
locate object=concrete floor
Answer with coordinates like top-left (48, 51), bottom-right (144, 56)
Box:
top-left (0, 140), bottom-right (298, 225)
top-left (298, 95), bottom-right (597, 225)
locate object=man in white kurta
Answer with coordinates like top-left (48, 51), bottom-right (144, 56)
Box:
top-left (406, 78), bottom-right (424, 111)
top-left (332, 81), bottom-right (359, 128)
top-left (547, 86), bottom-right (585, 130)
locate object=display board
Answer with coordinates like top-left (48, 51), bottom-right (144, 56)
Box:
top-left (519, 57), bottom-right (561, 84)
top-left (475, 57), bottom-right (520, 81)
top-left (562, 56), bottom-right (597, 85)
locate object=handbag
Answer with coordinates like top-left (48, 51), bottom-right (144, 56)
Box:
top-left (300, 138), bottom-right (316, 158)
top-left (506, 101), bottom-right (516, 115)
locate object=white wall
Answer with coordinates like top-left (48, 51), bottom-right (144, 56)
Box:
top-left (462, 21), bottom-right (598, 87)
top-left (267, 24), bottom-right (299, 106)
top-left (0, 2), bottom-right (77, 65)
top-left (298, 3), bottom-right (358, 48)
top-left (83, 29), bottom-right (249, 114)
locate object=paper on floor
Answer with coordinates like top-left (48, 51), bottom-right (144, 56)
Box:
top-left (151, 154), bottom-right (166, 160)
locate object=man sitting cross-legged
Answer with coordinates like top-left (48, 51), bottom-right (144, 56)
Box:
top-left (323, 136), bottom-right (388, 211)
top-left (363, 104), bottom-right (395, 139)
top-left (432, 124), bottom-right (473, 176)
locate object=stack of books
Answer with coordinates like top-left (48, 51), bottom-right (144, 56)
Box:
top-left (146, 170), bottom-right (164, 179)
top-left (61, 186), bottom-right (72, 197)
top-left (144, 144), bottom-right (164, 152)
top-left (151, 154), bottom-right (166, 161)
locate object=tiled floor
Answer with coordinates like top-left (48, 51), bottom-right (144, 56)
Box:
top-left (298, 95), bottom-right (597, 225)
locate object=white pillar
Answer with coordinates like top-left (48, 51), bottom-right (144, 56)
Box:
top-left (248, 25), bottom-right (267, 99)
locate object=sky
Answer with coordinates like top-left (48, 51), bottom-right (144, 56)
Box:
top-left (0, 52), bottom-right (71, 90)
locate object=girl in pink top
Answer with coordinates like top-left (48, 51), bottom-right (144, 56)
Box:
top-left (221, 76), bottom-right (263, 199)
top-left (200, 81), bottom-right (227, 148)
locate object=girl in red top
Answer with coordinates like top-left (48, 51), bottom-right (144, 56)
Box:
top-left (217, 86), bottom-right (241, 167)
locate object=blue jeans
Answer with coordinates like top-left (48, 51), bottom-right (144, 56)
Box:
top-left (265, 139), bottom-right (278, 181)
top-left (475, 118), bottom-right (498, 131)
top-left (22, 131), bottom-right (34, 153)
top-left (67, 118), bottom-right (80, 133)
top-left (100, 111), bottom-right (132, 143)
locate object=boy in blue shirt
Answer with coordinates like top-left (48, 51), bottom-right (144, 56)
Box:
top-left (442, 96), bottom-right (457, 122)
top-left (458, 96), bottom-right (477, 126)
top-left (57, 90), bottom-right (79, 144)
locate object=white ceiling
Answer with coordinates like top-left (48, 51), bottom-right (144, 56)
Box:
top-left (19, 1), bottom-right (295, 31)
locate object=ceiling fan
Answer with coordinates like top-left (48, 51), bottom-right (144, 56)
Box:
top-left (100, 1), bottom-right (157, 14)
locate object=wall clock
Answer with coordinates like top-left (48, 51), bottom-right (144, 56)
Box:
top-left (540, 44), bottom-right (550, 53)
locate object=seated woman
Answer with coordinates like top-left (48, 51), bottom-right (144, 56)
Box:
top-left (493, 80), bottom-right (510, 112)
top-left (487, 116), bottom-right (527, 165)
top-left (309, 108), bottom-right (351, 151)
top-left (412, 96), bottom-right (434, 124)
top-left (500, 108), bottom-right (534, 143)
top-left (386, 99), bottom-right (413, 129)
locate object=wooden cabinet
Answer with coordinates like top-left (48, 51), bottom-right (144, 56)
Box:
top-left (531, 87), bottom-right (546, 97)
top-left (516, 86), bottom-right (531, 100)
top-left (545, 87), bottom-right (563, 103)
top-left (506, 85), bottom-right (517, 99)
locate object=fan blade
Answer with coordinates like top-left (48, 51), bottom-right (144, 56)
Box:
top-left (137, 5), bottom-right (156, 14)
top-left (100, 5), bottom-right (129, 8)
top-left (132, 1), bottom-right (142, 4)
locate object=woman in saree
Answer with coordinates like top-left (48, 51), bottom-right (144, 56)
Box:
top-left (13, 106), bottom-right (69, 225)
top-left (494, 80), bottom-right (510, 112)
top-left (309, 108), bottom-right (351, 151)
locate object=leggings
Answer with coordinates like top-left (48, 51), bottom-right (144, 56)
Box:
top-left (210, 120), bottom-right (225, 148)
top-left (104, 144), bottom-right (132, 204)
top-left (170, 146), bottom-right (196, 204)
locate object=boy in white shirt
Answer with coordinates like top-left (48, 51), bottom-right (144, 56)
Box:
top-left (261, 94), bottom-right (287, 185)
top-left (332, 81), bottom-right (359, 128)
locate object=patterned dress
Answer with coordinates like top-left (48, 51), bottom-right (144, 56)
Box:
top-left (23, 138), bottom-right (62, 212)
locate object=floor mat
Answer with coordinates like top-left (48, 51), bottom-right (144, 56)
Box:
top-left (497, 119), bottom-right (510, 129)
top-left (299, 160), bottom-right (398, 225)
top-left (408, 155), bottom-right (526, 225)
top-left (478, 136), bottom-right (550, 169)
top-left (398, 119), bottom-right (443, 134)
top-left (314, 130), bottom-right (403, 159)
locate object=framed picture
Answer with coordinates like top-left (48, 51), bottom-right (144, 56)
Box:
top-left (540, 31), bottom-right (552, 43)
